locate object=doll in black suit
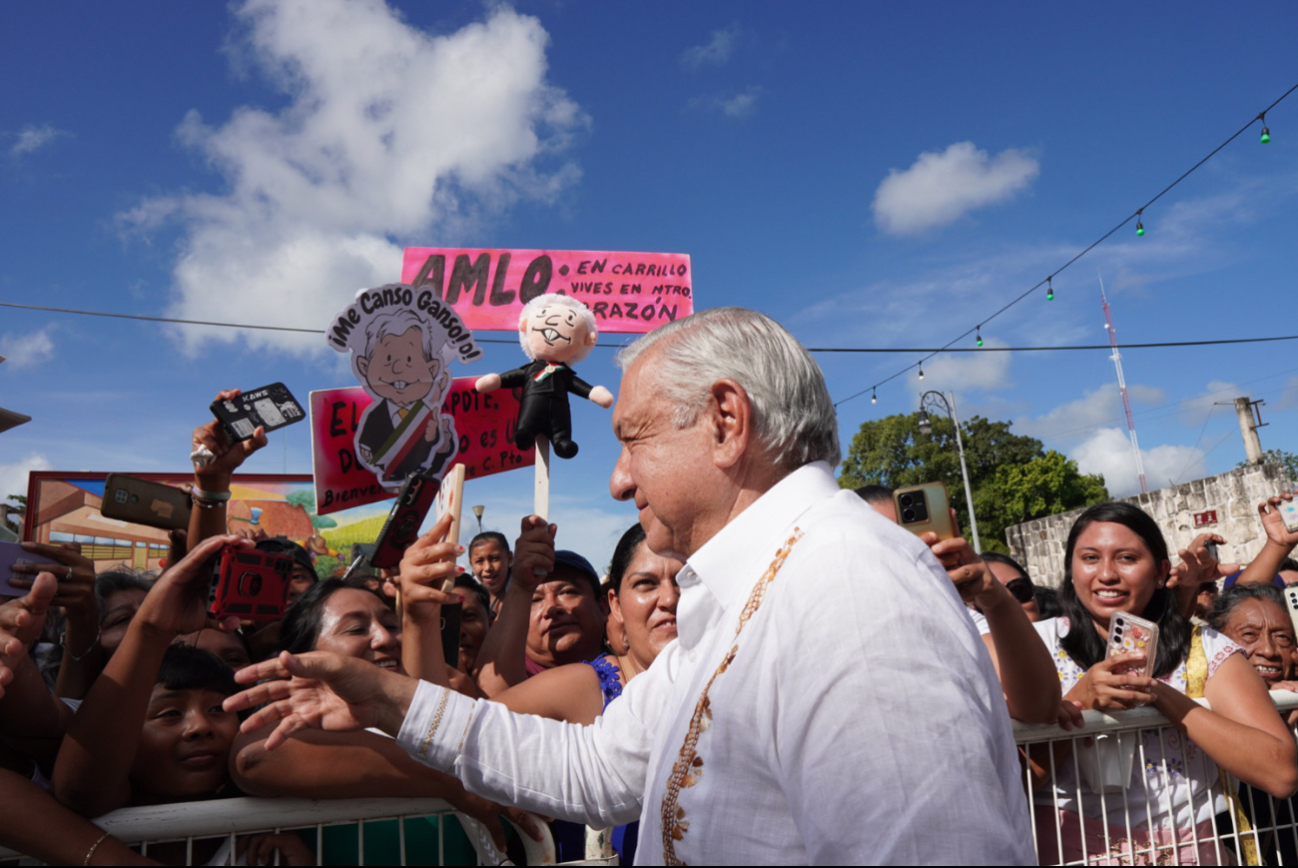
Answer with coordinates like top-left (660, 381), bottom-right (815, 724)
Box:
top-left (475, 295), bottom-right (613, 459)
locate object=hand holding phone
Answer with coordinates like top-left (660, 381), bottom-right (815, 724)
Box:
top-left (209, 544), bottom-right (293, 622)
top-left (893, 482), bottom-right (957, 541)
top-left (0, 542), bottom-right (60, 598)
top-left (371, 474), bottom-right (441, 570)
top-left (1106, 611), bottom-right (1159, 681)
top-left (102, 474), bottom-right (192, 531)
top-left (210, 383), bottom-right (305, 443)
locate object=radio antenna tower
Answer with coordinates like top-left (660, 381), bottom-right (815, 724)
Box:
top-left (1099, 274), bottom-right (1148, 494)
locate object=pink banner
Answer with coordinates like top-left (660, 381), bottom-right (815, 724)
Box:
top-left (311, 379), bottom-right (534, 515)
top-left (400, 248), bottom-right (693, 333)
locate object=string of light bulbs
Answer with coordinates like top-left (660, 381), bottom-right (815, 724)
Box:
top-left (834, 80), bottom-right (1298, 409)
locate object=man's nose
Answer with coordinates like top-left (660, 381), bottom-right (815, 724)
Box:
top-left (609, 449), bottom-right (635, 502)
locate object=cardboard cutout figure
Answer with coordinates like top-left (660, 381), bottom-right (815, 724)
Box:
top-left (327, 285), bottom-right (480, 491)
top-left (475, 294), bottom-right (613, 459)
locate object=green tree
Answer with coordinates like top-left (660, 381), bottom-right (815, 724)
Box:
top-left (974, 451), bottom-right (1108, 554)
top-left (1239, 449), bottom-right (1298, 487)
top-left (2, 494), bottom-right (25, 535)
top-left (838, 413), bottom-right (1107, 551)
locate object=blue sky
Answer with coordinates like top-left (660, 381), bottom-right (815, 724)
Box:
top-left (3, 1), bottom-right (1297, 571)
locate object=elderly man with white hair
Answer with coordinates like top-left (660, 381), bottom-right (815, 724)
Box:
top-left (228, 307), bottom-right (1035, 865)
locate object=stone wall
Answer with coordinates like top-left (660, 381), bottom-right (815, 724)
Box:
top-left (1005, 463), bottom-right (1295, 588)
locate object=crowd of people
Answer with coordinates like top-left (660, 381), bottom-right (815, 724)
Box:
top-left (2, 306), bottom-right (1298, 865)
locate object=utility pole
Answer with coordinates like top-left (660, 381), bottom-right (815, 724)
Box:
top-left (1234, 397), bottom-right (1266, 466)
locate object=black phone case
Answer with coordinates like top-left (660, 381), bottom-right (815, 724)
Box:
top-left (371, 474), bottom-right (441, 570)
top-left (441, 603), bottom-right (462, 673)
top-left (210, 383), bottom-right (305, 442)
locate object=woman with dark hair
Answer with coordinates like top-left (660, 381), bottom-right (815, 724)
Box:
top-left (231, 577), bottom-right (539, 859)
top-left (1032, 502), bottom-right (1297, 864)
top-left (1208, 583), bottom-right (1298, 687)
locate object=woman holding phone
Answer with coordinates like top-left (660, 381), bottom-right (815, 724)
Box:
top-left (1031, 502), bottom-right (1296, 865)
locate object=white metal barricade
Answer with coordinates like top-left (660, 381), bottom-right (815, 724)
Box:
top-left (1014, 690), bottom-right (1298, 866)
top-left (0, 796), bottom-right (562, 866)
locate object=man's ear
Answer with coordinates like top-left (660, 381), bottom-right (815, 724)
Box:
top-left (585, 330), bottom-right (598, 347)
top-left (356, 355), bottom-right (370, 379)
top-left (708, 379), bottom-right (751, 470)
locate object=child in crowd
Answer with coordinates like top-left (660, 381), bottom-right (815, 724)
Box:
top-left (467, 531), bottom-right (512, 616)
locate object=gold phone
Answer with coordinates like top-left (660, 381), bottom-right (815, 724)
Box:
top-left (893, 482), bottom-right (956, 540)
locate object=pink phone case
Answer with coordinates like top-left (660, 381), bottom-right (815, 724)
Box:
top-left (1106, 611), bottom-right (1159, 679)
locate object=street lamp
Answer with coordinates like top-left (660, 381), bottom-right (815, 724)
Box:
top-left (472, 505), bottom-right (485, 534)
top-left (917, 390), bottom-right (981, 553)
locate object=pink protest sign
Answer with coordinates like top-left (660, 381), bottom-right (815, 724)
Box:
top-left (400, 248), bottom-right (693, 333)
top-left (311, 379), bottom-right (533, 515)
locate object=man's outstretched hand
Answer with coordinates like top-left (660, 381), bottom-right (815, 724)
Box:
top-left (226, 651), bottom-right (418, 749)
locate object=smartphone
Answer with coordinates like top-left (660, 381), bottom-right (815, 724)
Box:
top-left (1284, 586), bottom-right (1298, 637)
top-left (893, 482), bottom-right (957, 541)
top-left (1277, 499), bottom-right (1298, 534)
top-left (101, 474), bottom-right (192, 531)
top-left (0, 542), bottom-right (60, 597)
top-left (209, 545), bottom-right (293, 621)
top-left (210, 383), bottom-right (305, 443)
top-left (1106, 611), bottom-right (1160, 681)
top-left (371, 474), bottom-right (441, 570)
top-left (1204, 541), bottom-right (1220, 562)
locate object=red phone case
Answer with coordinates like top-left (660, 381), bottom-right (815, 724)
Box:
top-left (209, 546), bottom-right (293, 621)
top-left (371, 474), bottom-right (441, 570)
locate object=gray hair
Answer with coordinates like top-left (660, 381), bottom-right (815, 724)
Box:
top-left (518, 294), bottom-right (599, 363)
top-left (363, 309), bottom-right (454, 369)
top-left (616, 307), bottom-right (840, 470)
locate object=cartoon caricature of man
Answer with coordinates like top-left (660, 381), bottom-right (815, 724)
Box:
top-left (354, 309), bottom-right (456, 487)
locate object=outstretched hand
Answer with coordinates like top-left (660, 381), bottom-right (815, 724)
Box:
top-left (922, 533), bottom-right (997, 607)
top-left (134, 534), bottom-right (247, 639)
top-left (1168, 532), bottom-right (1238, 590)
top-left (1259, 491), bottom-right (1298, 551)
top-left (226, 651), bottom-right (418, 749)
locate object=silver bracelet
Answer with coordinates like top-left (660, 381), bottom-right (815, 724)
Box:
top-left (191, 485), bottom-right (231, 503)
top-left (62, 623), bottom-right (102, 662)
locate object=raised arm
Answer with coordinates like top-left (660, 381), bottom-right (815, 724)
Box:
top-left (472, 515), bottom-right (554, 696)
top-left (53, 535), bottom-right (245, 816)
top-left (188, 389), bottom-right (269, 551)
top-left (0, 768), bottom-right (156, 866)
top-left (394, 514), bottom-right (461, 682)
top-left (0, 574), bottom-right (73, 769)
top-left (10, 542), bottom-right (101, 699)
top-left (926, 535), bottom-right (1061, 724)
top-left (1235, 492), bottom-right (1298, 587)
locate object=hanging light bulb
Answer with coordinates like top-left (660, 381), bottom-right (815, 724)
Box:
top-left (1135, 209), bottom-right (1145, 236)
top-left (871, 388), bottom-right (877, 404)
top-left (917, 363), bottom-right (925, 381)
top-left (1260, 113), bottom-right (1272, 144)
top-left (1046, 277), bottom-right (1054, 302)
top-left (975, 327), bottom-right (984, 347)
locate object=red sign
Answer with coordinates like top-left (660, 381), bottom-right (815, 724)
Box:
top-left (311, 379), bottom-right (533, 515)
top-left (1193, 510), bottom-right (1219, 528)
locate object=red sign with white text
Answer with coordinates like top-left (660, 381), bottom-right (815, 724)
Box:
top-left (311, 379), bottom-right (533, 515)
top-left (1193, 510), bottom-right (1219, 528)
top-left (400, 248), bottom-right (693, 333)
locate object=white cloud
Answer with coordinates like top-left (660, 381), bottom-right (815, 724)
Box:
top-left (911, 338), bottom-right (1013, 392)
top-left (120, 0), bottom-right (586, 356)
top-left (1016, 382), bottom-right (1166, 441)
top-left (0, 453), bottom-right (51, 502)
top-left (0, 327), bottom-right (55, 369)
top-left (1275, 376), bottom-right (1298, 411)
top-left (872, 141), bottom-right (1039, 236)
top-left (1072, 428), bottom-right (1206, 497)
top-left (1177, 380), bottom-right (1241, 426)
top-left (680, 25), bottom-right (739, 69)
top-left (8, 124), bottom-right (68, 157)
top-left (688, 86), bottom-right (761, 119)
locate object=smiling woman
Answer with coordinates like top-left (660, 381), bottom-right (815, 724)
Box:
top-left (1028, 502), bottom-right (1298, 863)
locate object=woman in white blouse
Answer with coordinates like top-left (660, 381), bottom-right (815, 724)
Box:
top-left (1032, 502), bottom-right (1297, 865)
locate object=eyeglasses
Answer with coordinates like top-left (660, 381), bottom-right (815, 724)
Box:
top-left (1005, 578), bottom-right (1035, 604)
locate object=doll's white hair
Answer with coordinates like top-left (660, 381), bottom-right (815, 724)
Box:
top-left (518, 294), bottom-right (599, 364)
top-left (615, 307), bottom-right (841, 471)
top-left (363, 309), bottom-right (454, 369)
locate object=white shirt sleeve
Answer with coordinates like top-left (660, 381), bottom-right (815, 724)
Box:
top-left (395, 656), bottom-right (671, 827)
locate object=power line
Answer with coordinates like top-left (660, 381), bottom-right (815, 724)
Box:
top-left (837, 80), bottom-right (1298, 409)
top-left (5, 299), bottom-right (1298, 358)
